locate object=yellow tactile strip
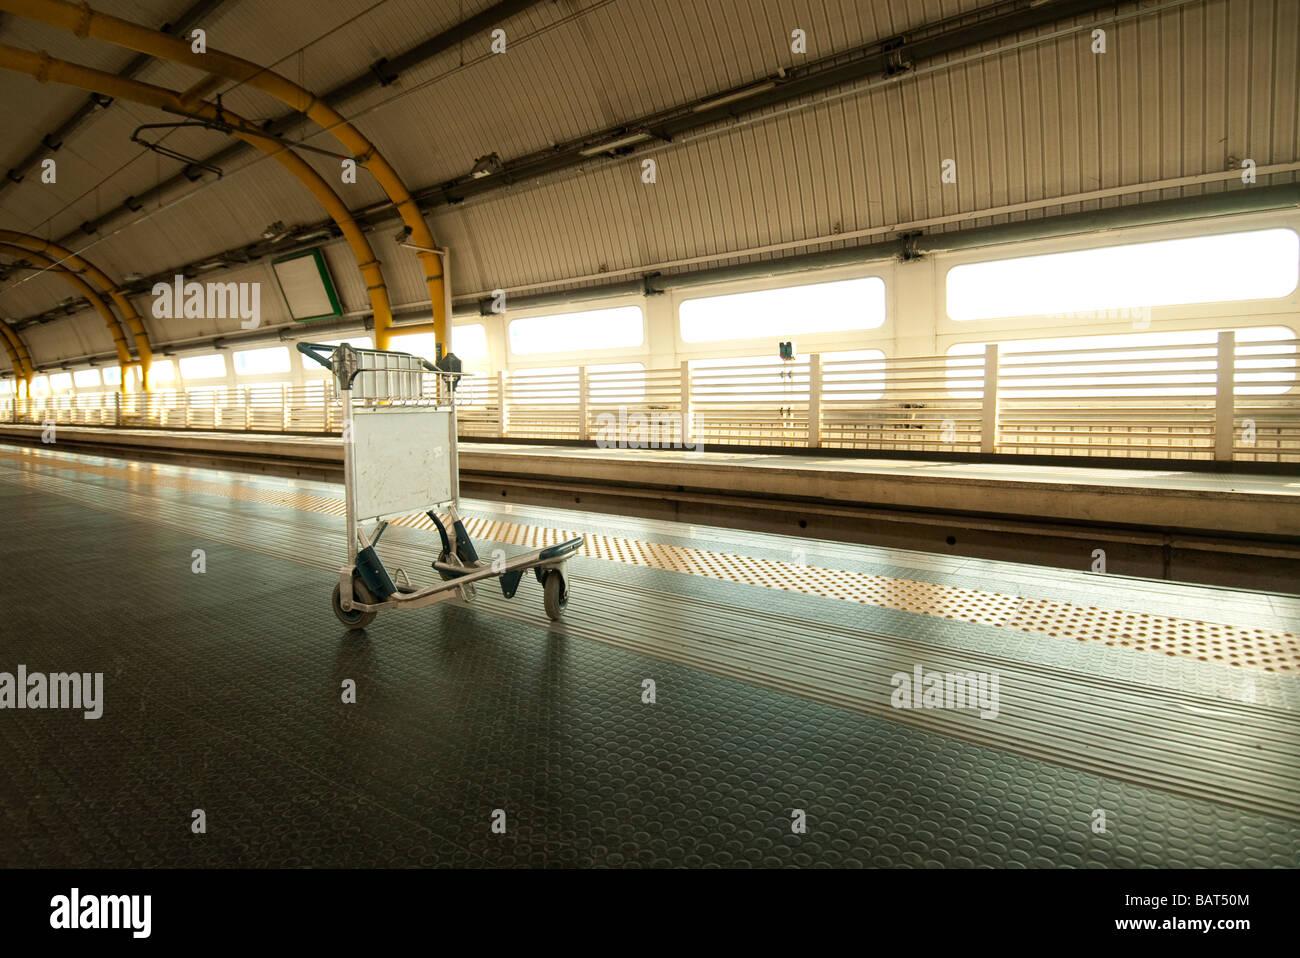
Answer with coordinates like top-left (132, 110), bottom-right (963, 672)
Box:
top-left (4, 446), bottom-right (1297, 672)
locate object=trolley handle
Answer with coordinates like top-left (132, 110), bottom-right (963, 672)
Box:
top-left (297, 341), bottom-right (336, 370)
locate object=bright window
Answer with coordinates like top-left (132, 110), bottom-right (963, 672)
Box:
top-left (586, 362), bottom-right (646, 403)
top-left (49, 372), bottom-right (73, 392)
top-left (241, 381), bottom-right (292, 398)
top-left (234, 346), bottom-right (290, 376)
top-left (946, 228), bottom-right (1300, 321)
top-left (187, 385), bottom-right (228, 403)
top-left (388, 332), bottom-right (437, 362)
top-left (180, 354), bottom-right (227, 379)
top-left (820, 349), bottom-right (887, 401)
top-left (507, 364), bottom-right (639, 404)
top-left (453, 324), bottom-right (488, 361)
top-left (150, 360), bottom-right (175, 383)
top-left (30, 375), bottom-right (48, 396)
top-left (302, 337), bottom-right (373, 373)
top-left (509, 305), bottom-right (643, 355)
top-left (102, 366), bottom-right (121, 386)
top-left (73, 368), bottom-right (101, 388)
top-left (689, 355), bottom-right (813, 403)
top-left (680, 277), bottom-right (886, 343)
top-left (946, 327), bottom-right (1296, 397)
top-left (0, 380), bottom-right (13, 395)
top-left (389, 330), bottom-right (490, 370)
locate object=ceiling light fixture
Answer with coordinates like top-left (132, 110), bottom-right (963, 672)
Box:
top-left (691, 81), bottom-right (776, 113)
top-left (578, 132), bottom-right (652, 156)
top-left (469, 152), bottom-right (503, 178)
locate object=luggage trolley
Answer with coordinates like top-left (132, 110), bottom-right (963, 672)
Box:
top-left (298, 341), bottom-right (583, 628)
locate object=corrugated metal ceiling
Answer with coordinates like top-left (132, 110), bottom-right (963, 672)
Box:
top-left (0, 0), bottom-right (1297, 371)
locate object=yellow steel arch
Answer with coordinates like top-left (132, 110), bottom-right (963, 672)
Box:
top-left (0, 319), bottom-right (34, 387)
top-left (0, 229), bottom-right (153, 389)
top-left (0, 45), bottom-right (396, 374)
top-left (0, 242), bottom-right (133, 388)
top-left (1, 0), bottom-right (450, 352)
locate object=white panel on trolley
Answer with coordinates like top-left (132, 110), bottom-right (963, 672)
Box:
top-left (351, 406), bottom-right (454, 521)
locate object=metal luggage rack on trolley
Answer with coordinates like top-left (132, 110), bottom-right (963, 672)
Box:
top-left (298, 341), bottom-right (584, 627)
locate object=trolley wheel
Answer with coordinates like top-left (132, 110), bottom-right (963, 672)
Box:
top-left (332, 575), bottom-right (377, 629)
top-left (543, 568), bottom-right (569, 621)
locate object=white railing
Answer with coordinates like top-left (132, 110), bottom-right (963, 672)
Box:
top-left (3, 333), bottom-right (1297, 463)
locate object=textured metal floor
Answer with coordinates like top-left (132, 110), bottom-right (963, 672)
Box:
top-left (1, 442), bottom-right (1298, 868)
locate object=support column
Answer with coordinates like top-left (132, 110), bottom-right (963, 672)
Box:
top-left (577, 365), bottom-right (588, 440)
top-left (980, 343), bottom-right (999, 455)
top-left (680, 360), bottom-right (692, 447)
top-left (1215, 330), bottom-right (1236, 462)
top-left (807, 353), bottom-right (822, 448)
top-left (497, 370), bottom-right (509, 438)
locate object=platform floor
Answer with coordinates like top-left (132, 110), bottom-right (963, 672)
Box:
top-left (1, 441), bottom-right (1298, 868)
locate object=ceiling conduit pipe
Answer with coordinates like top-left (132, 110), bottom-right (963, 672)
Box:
top-left (0, 243), bottom-right (134, 388)
top-left (0, 228), bottom-right (152, 387)
top-left (0, 45), bottom-right (394, 379)
top-left (2, 0), bottom-right (447, 353)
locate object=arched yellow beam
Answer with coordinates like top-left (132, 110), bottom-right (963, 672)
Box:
top-left (0, 0), bottom-right (447, 352)
top-left (0, 242), bottom-right (133, 389)
top-left (0, 45), bottom-right (395, 367)
top-left (0, 319), bottom-right (34, 387)
top-left (0, 229), bottom-right (152, 389)
top-left (0, 333), bottom-right (24, 388)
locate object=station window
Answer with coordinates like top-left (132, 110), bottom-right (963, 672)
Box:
top-left (150, 360), bottom-right (176, 383)
top-left (49, 372), bottom-right (73, 392)
top-left (680, 277), bottom-right (886, 344)
top-left (509, 305), bottom-right (643, 355)
top-left (820, 348), bottom-right (887, 401)
top-left (388, 327), bottom-right (489, 367)
top-left (102, 366), bottom-right (121, 386)
top-left (688, 350), bottom-right (886, 400)
top-left (0, 379), bottom-right (13, 395)
top-left (508, 366), bottom-right (580, 404)
top-left (73, 368), bottom-right (102, 388)
top-left (452, 324), bottom-right (488, 363)
top-left (689, 355), bottom-right (811, 403)
top-left (946, 228), bottom-right (1300, 321)
top-left (946, 327), bottom-right (1296, 397)
top-left (30, 375), bottom-right (48, 396)
top-left (240, 380), bottom-right (292, 398)
top-left (388, 332), bottom-right (437, 362)
top-left (301, 337), bottom-right (373, 373)
top-left (507, 363), bottom-right (642, 404)
top-left (233, 346), bottom-right (290, 376)
top-left (179, 354), bottom-right (227, 380)
top-left (586, 362), bottom-right (646, 403)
